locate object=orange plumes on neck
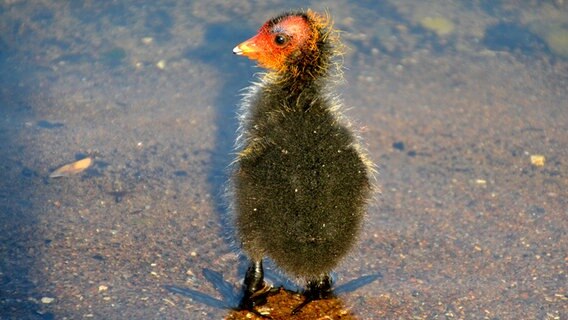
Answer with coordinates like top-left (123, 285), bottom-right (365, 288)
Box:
top-left (233, 10), bottom-right (334, 79)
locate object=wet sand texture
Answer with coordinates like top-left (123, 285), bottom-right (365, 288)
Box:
top-left (0, 1), bottom-right (566, 319)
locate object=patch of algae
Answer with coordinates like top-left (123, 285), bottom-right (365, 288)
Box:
top-left (420, 17), bottom-right (454, 37)
top-left (530, 22), bottom-right (568, 59)
top-left (544, 26), bottom-right (568, 58)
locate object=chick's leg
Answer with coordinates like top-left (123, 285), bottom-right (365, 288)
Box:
top-left (239, 260), bottom-right (270, 310)
top-left (306, 273), bottom-right (334, 299)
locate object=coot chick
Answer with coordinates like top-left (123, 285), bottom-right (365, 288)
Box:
top-left (231, 9), bottom-right (373, 312)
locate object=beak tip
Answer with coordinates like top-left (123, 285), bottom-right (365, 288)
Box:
top-left (233, 46), bottom-right (243, 55)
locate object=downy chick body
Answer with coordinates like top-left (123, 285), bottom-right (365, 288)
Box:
top-left (231, 9), bottom-right (373, 309)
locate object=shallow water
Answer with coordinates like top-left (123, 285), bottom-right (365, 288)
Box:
top-left (0, 1), bottom-right (566, 319)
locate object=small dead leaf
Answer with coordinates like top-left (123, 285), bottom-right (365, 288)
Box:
top-left (50, 157), bottom-right (93, 178)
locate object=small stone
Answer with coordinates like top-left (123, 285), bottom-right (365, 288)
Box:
top-left (41, 297), bottom-right (55, 304)
top-left (98, 285), bottom-right (108, 292)
top-left (392, 141), bottom-right (405, 151)
top-left (156, 60), bottom-right (166, 70)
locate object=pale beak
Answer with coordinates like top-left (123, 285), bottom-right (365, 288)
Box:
top-left (232, 37), bottom-right (260, 57)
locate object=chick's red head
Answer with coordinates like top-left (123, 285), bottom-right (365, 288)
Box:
top-left (233, 11), bottom-right (321, 72)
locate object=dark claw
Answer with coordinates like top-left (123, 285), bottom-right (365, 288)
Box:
top-left (238, 283), bottom-right (272, 310)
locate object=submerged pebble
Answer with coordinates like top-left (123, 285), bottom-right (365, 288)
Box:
top-left (41, 297), bottom-right (55, 304)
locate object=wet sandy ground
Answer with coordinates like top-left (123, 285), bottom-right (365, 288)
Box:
top-left (1, 1), bottom-right (566, 319)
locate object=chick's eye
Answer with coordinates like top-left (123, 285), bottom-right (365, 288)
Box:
top-left (274, 34), bottom-right (288, 46)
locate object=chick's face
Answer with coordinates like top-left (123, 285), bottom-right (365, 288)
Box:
top-left (233, 15), bottom-right (314, 71)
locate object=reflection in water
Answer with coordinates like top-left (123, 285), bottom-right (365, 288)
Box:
top-left (335, 273), bottom-right (382, 295)
top-left (165, 285), bottom-right (229, 310)
top-left (482, 22), bottom-right (548, 55)
top-left (165, 268), bottom-right (380, 319)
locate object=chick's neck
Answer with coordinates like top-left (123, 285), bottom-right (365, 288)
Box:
top-left (269, 39), bottom-right (335, 97)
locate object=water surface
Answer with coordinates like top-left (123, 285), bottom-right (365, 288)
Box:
top-left (0, 1), bottom-right (566, 319)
